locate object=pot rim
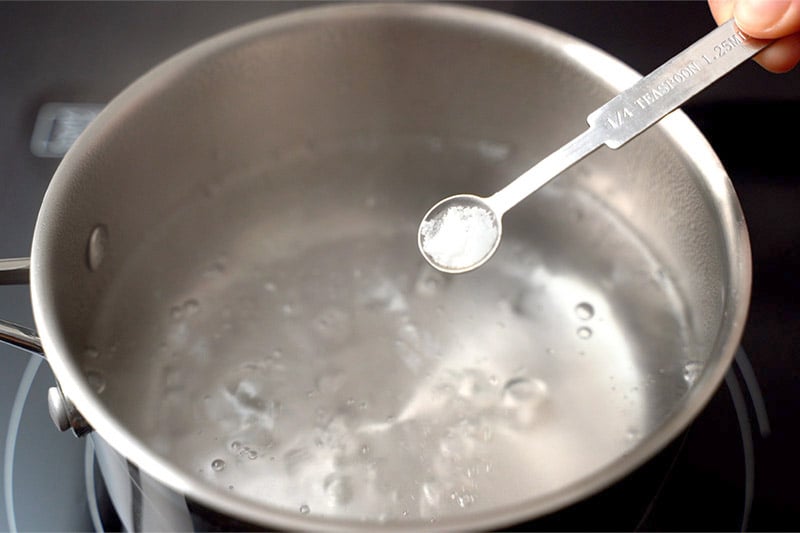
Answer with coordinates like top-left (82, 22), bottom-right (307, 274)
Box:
top-left (29, 3), bottom-right (751, 530)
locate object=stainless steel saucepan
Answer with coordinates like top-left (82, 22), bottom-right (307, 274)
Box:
top-left (0, 3), bottom-right (750, 530)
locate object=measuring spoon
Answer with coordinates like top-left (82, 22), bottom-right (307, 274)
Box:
top-left (418, 19), bottom-right (771, 274)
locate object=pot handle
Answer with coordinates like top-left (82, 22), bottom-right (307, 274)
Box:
top-left (1, 258), bottom-right (91, 436)
top-left (0, 257), bottom-right (45, 357)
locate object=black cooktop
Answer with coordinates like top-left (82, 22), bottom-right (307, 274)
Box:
top-left (1, 2), bottom-right (798, 531)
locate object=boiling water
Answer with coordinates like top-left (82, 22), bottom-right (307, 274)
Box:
top-left (83, 136), bottom-right (696, 523)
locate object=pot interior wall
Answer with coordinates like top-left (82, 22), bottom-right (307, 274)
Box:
top-left (33, 5), bottom-right (739, 527)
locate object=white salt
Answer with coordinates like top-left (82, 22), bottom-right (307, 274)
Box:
top-left (420, 204), bottom-right (498, 271)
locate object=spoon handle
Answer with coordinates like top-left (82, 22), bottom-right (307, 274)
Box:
top-left (587, 19), bottom-right (771, 149)
top-left (488, 19), bottom-right (771, 215)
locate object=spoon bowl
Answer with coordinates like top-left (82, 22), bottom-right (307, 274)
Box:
top-left (418, 194), bottom-right (502, 274)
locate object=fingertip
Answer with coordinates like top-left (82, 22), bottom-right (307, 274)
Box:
top-left (754, 32), bottom-right (800, 71)
top-left (734, 0), bottom-right (800, 38)
top-left (709, 0), bottom-right (736, 24)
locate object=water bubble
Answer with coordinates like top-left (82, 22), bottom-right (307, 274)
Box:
top-left (398, 322), bottom-right (419, 343)
top-left (512, 289), bottom-right (542, 319)
top-left (501, 376), bottom-right (548, 428)
top-left (682, 361), bottom-right (704, 386)
top-left (502, 377), bottom-right (546, 404)
top-left (284, 448), bottom-right (311, 475)
top-left (360, 279), bottom-right (407, 313)
top-left (184, 298), bottom-right (199, 316)
top-left (449, 488), bottom-right (475, 509)
top-left (421, 482), bottom-right (442, 507)
top-left (476, 140), bottom-right (510, 161)
top-left (457, 370), bottom-right (482, 398)
top-left (84, 347), bottom-right (99, 359)
top-left (299, 504), bottom-right (310, 515)
top-left (323, 473), bottom-right (354, 505)
top-left (204, 257), bottom-right (227, 277)
top-left (575, 302), bottom-right (595, 320)
top-left (226, 379), bottom-right (267, 412)
top-left (395, 340), bottom-right (422, 372)
top-left (85, 370), bottom-right (106, 394)
top-left (312, 307), bottom-right (351, 344)
top-left (230, 441), bottom-right (242, 452)
top-left (170, 298), bottom-right (200, 320)
top-left (577, 326), bottom-right (593, 339)
top-left (211, 458), bottom-right (226, 472)
top-left (247, 449), bottom-right (258, 460)
top-left (439, 429), bottom-right (472, 459)
top-left (414, 265), bottom-right (447, 297)
top-left (86, 224), bottom-right (109, 272)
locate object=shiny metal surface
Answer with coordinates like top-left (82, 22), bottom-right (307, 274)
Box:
top-left (47, 386), bottom-right (71, 432)
top-left (46, 384), bottom-right (92, 437)
top-left (0, 258), bottom-right (44, 356)
top-left (7, 3), bottom-right (750, 530)
top-left (0, 258), bottom-right (30, 286)
top-left (586, 19), bottom-right (770, 150)
top-left (0, 321), bottom-right (42, 357)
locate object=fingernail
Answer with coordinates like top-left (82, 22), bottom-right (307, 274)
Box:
top-left (734, 0), bottom-right (791, 33)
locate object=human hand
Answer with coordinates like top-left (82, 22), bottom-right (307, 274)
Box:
top-left (709, 0), bottom-right (800, 72)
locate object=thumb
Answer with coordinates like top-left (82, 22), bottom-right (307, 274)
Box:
top-left (734, 0), bottom-right (800, 38)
